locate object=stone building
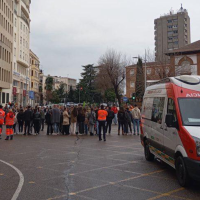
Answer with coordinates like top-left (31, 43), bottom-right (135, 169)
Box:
top-left (0, 0), bottom-right (13, 105)
top-left (12, 0), bottom-right (31, 106)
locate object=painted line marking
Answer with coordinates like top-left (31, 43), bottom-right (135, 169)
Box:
top-left (147, 188), bottom-right (186, 200)
top-left (0, 159), bottom-right (24, 200)
top-left (29, 181), bottom-right (35, 184)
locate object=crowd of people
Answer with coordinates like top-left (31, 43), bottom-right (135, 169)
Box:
top-left (0, 103), bottom-right (141, 141)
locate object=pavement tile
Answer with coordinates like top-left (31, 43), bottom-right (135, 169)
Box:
top-left (69, 175), bottom-right (107, 193)
top-left (107, 153), bottom-right (145, 162)
top-left (121, 175), bottom-right (181, 193)
top-left (69, 163), bottom-right (99, 174)
top-left (109, 161), bottom-right (166, 174)
top-left (78, 157), bottom-right (128, 168)
top-left (19, 184), bottom-right (66, 200)
top-left (172, 182), bottom-right (200, 200)
top-left (21, 167), bottom-right (63, 182)
top-left (76, 184), bottom-right (156, 200)
top-left (74, 168), bottom-right (138, 183)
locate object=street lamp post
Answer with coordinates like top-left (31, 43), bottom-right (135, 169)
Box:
top-left (133, 49), bottom-right (147, 90)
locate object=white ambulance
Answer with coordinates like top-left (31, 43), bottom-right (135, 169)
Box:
top-left (140, 75), bottom-right (200, 186)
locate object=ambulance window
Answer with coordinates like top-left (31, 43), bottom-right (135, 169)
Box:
top-left (167, 99), bottom-right (177, 121)
top-left (151, 97), bottom-right (165, 124)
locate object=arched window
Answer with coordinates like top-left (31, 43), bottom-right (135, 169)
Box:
top-left (181, 60), bottom-right (191, 75)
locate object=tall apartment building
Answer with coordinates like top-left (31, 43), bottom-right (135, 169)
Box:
top-left (154, 6), bottom-right (191, 61)
top-left (30, 50), bottom-right (40, 106)
top-left (12, 0), bottom-right (31, 106)
top-left (0, 0), bottom-right (13, 105)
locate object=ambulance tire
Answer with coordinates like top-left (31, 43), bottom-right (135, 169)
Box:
top-left (144, 140), bottom-right (154, 161)
top-left (176, 156), bottom-right (190, 187)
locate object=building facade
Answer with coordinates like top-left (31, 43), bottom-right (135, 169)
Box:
top-left (126, 40), bottom-right (200, 99)
top-left (167, 40), bottom-right (200, 76)
top-left (126, 62), bottom-right (171, 98)
top-left (29, 50), bottom-right (40, 106)
top-left (12, 0), bottom-right (31, 107)
top-left (53, 76), bottom-right (77, 92)
top-left (0, 0), bottom-right (13, 105)
top-left (154, 6), bottom-right (191, 61)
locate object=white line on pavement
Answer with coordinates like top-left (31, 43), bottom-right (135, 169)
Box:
top-left (0, 159), bottom-right (24, 200)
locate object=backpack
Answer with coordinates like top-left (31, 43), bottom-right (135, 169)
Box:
top-left (125, 111), bottom-right (131, 123)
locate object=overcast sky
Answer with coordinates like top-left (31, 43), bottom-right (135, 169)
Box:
top-left (30, 0), bottom-right (200, 80)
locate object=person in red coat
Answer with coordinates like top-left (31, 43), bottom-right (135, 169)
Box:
top-left (5, 109), bottom-right (15, 140)
top-left (0, 105), bottom-right (5, 139)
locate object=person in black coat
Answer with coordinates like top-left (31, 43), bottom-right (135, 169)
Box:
top-left (17, 109), bottom-right (24, 133)
top-left (33, 108), bottom-right (41, 135)
top-left (124, 108), bottom-right (133, 135)
top-left (24, 106), bottom-right (33, 135)
top-left (106, 107), bottom-right (114, 134)
top-left (77, 107), bottom-right (85, 134)
top-left (45, 109), bottom-right (53, 135)
top-left (118, 107), bottom-right (125, 135)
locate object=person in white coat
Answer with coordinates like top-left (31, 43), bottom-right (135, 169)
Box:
top-left (131, 104), bottom-right (141, 135)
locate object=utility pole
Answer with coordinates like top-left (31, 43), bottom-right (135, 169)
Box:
top-left (79, 88), bottom-right (80, 103)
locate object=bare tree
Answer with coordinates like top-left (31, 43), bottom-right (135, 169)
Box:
top-left (98, 49), bottom-right (130, 106)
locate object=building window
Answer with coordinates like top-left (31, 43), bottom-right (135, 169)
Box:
top-left (155, 68), bottom-right (161, 75)
top-left (13, 80), bottom-right (18, 86)
top-left (167, 20), bottom-right (172, 23)
top-left (147, 68), bottom-right (152, 75)
top-left (173, 30), bottom-right (178, 34)
top-left (2, 92), bottom-right (5, 104)
top-left (130, 81), bottom-right (135, 88)
top-left (165, 67), bottom-right (170, 75)
top-left (6, 93), bottom-right (9, 103)
top-left (130, 69), bottom-right (135, 75)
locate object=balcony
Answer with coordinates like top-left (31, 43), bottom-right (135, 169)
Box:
top-left (21, 14), bottom-right (29, 26)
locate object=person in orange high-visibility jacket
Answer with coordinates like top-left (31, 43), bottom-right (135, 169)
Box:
top-left (0, 105), bottom-right (5, 139)
top-left (5, 109), bottom-right (15, 140)
top-left (98, 105), bottom-right (108, 141)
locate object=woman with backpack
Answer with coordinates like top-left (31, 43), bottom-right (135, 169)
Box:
top-left (118, 107), bottom-right (125, 136)
top-left (88, 108), bottom-right (96, 136)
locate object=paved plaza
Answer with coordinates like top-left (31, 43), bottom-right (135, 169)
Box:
top-left (0, 125), bottom-right (200, 200)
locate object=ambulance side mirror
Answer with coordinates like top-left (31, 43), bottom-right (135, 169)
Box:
top-left (165, 114), bottom-right (174, 127)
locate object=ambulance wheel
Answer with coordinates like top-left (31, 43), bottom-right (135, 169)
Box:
top-left (176, 156), bottom-right (190, 187)
top-left (144, 140), bottom-right (154, 161)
